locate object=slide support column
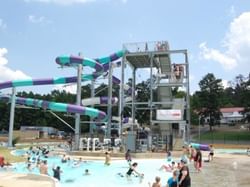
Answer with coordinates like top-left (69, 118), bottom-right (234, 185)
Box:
top-left (107, 63), bottom-right (113, 139)
top-left (8, 88), bottom-right (16, 148)
top-left (74, 55), bottom-right (83, 150)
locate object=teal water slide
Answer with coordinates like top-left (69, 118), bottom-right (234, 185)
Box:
top-left (0, 50), bottom-right (125, 121)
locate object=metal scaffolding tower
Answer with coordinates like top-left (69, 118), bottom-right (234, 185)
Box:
top-left (120, 41), bottom-right (190, 151)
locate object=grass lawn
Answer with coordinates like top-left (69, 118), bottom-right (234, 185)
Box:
top-left (0, 147), bottom-right (26, 163)
top-left (194, 131), bottom-right (250, 141)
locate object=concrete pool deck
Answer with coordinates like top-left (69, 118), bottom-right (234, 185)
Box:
top-left (0, 172), bottom-right (57, 187)
top-left (190, 153), bottom-right (250, 187)
top-left (0, 152), bottom-right (249, 187)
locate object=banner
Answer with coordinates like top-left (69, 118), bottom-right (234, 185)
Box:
top-left (156, 109), bottom-right (182, 120)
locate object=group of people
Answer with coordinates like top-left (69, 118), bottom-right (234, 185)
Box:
top-left (186, 146), bottom-right (203, 172)
top-left (25, 147), bottom-right (114, 182)
top-left (2, 143), bottom-right (219, 186)
top-left (26, 146), bottom-right (52, 171)
top-left (27, 146), bottom-right (51, 158)
top-left (26, 149), bottom-right (62, 181)
top-left (24, 146), bottom-right (93, 181)
top-left (152, 158), bottom-right (191, 187)
top-left (54, 145), bottom-right (214, 185)
top-left (153, 145), bottom-right (214, 187)
top-left (124, 149), bottom-right (191, 187)
top-left (180, 144), bottom-right (214, 173)
top-left (26, 152), bottom-right (92, 181)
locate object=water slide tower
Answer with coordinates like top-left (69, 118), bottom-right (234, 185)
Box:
top-left (119, 41), bottom-right (190, 151)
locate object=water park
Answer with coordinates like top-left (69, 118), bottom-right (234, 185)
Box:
top-left (0, 41), bottom-right (191, 151)
top-left (0, 41), bottom-right (250, 187)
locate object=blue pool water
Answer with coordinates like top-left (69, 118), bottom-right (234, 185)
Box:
top-left (7, 148), bottom-right (248, 186)
top-left (9, 151), bottom-right (172, 187)
top-left (11, 149), bottom-right (27, 156)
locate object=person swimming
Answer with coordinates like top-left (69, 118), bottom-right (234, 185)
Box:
top-left (117, 172), bottom-right (124, 177)
top-left (84, 169), bottom-right (90, 175)
top-left (61, 154), bottom-right (67, 163)
top-left (159, 161), bottom-right (176, 172)
top-left (73, 157), bottom-right (82, 167)
top-left (27, 163), bottom-right (33, 171)
top-left (150, 176), bottom-right (161, 187)
top-left (104, 152), bottom-right (111, 165)
top-left (126, 162), bottom-right (143, 180)
top-left (39, 160), bottom-right (48, 175)
top-left (52, 166), bottom-right (62, 181)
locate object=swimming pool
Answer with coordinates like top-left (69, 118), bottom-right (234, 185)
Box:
top-left (9, 153), bottom-right (172, 187)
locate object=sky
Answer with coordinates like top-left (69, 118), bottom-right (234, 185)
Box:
top-left (0, 0), bottom-right (250, 95)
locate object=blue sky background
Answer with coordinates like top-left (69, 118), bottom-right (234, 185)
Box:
top-left (0, 0), bottom-right (250, 94)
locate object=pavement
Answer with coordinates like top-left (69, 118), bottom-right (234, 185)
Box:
top-left (190, 153), bottom-right (250, 187)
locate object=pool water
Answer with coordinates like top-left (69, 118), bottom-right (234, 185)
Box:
top-left (9, 148), bottom-right (248, 187)
top-left (10, 153), bottom-right (172, 187)
top-left (11, 149), bottom-right (27, 156)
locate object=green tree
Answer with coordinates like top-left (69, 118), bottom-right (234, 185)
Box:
top-left (190, 94), bottom-right (200, 126)
top-left (195, 73), bottom-right (223, 131)
top-left (135, 81), bottom-right (150, 125)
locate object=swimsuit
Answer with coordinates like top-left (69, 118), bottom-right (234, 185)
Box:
top-left (126, 168), bottom-right (134, 176)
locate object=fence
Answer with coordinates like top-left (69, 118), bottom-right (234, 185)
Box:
top-left (193, 132), bottom-right (250, 145)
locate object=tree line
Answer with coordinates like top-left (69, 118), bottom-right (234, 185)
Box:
top-left (191, 73), bottom-right (250, 130)
top-left (0, 72), bottom-right (250, 133)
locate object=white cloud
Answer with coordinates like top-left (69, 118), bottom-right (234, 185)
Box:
top-left (199, 42), bottom-right (237, 70)
top-left (0, 48), bottom-right (8, 66)
top-left (0, 19), bottom-right (7, 30)
top-left (28, 15), bottom-right (45, 23)
top-left (28, 15), bottom-right (52, 24)
top-left (199, 12), bottom-right (250, 72)
top-left (54, 84), bottom-right (77, 94)
top-left (0, 48), bottom-right (31, 82)
top-left (222, 79), bottom-right (229, 89)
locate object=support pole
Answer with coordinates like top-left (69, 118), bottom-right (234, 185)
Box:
top-left (74, 58), bottom-right (83, 150)
top-left (90, 79), bottom-right (95, 135)
top-left (198, 115), bottom-right (201, 143)
top-left (119, 52), bottom-right (125, 137)
top-left (107, 63), bottom-right (113, 139)
top-left (149, 53), bottom-right (153, 126)
top-left (185, 51), bottom-right (191, 143)
top-left (49, 111), bottom-right (75, 131)
top-left (131, 67), bottom-right (136, 132)
top-left (8, 88), bottom-right (16, 147)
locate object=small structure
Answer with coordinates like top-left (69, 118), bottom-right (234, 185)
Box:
top-left (220, 107), bottom-right (245, 124)
top-left (20, 126), bottom-right (58, 138)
